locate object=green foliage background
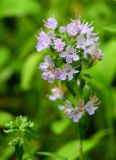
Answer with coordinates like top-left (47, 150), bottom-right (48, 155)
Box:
top-left (0, 0), bottom-right (116, 159)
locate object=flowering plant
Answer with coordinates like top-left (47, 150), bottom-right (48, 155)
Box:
top-left (36, 17), bottom-right (103, 123)
top-left (4, 17), bottom-right (104, 160)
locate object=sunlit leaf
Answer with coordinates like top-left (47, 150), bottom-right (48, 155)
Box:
top-left (0, 111), bottom-right (14, 127)
top-left (112, 89), bottom-right (116, 118)
top-left (0, 67), bottom-right (13, 82)
top-left (21, 53), bottom-right (42, 90)
top-left (0, 146), bottom-right (14, 160)
top-left (20, 35), bottom-right (36, 58)
top-left (54, 129), bottom-right (112, 160)
top-left (0, 0), bottom-right (41, 18)
top-left (0, 47), bottom-right (10, 68)
top-left (51, 119), bottom-right (70, 135)
top-left (103, 24), bottom-right (116, 33)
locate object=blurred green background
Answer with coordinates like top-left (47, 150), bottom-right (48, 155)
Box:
top-left (0, 0), bottom-right (116, 159)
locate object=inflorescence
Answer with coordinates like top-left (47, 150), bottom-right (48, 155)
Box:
top-left (36, 17), bottom-right (103, 122)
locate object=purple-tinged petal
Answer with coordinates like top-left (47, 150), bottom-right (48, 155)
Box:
top-left (44, 18), bottom-right (57, 29)
top-left (72, 54), bottom-right (79, 61)
top-left (84, 101), bottom-right (98, 115)
top-left (58, 105), bottom-right (65, 110)
top-left (36, 31), bottom-right (50, 52)
top-left (59, 52), bottom-right (67, 58)
top-left (73, 112), bottom-right (84, 122)
top-left (67, 73), bottom-right (73, 80)
top-left (66, 56), bottom-right (73, 63)
top-left (68, 108), bottom-right (84, 122)
top-left (48, 87), bottom-right (63, 101)
top-left (67, 20), bottom-right (80, 36)
top-left (59, 26), bottom-right (66, 33)
top-left (54, 38), bottom-right (65, 52)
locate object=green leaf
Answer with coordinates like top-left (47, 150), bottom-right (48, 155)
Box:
top-left (0, 146), bottom-right (14, 160)
top-left (54, 129), bottom-right (112, 160)
top-left (19, 35), bottom-right (36, 58)
top-left (21, 53), bottom-right (42, 90)
top-left (51, 119), bottom-right (70, 135)
top-left (0, 47), bottom-right (10, 68)
top-left (86, 39), bottom-right (116, 86)
top-left (103, 24), bottom-right (116, 33)
top-left (0, 67), bottom-right (13, 82)
top-left (0, 0), bottom-right (41, 18)
top-left (0, 111), bottom-right (14, 127)
top-left (112, 89), bottom-right (116, 118)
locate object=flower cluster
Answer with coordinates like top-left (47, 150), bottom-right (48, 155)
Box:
top-left (39, 56), bottom-right (78, 83)
top-left (58, 95), bottom-right (99, 122)
top-left (36, 17), bottom-right (103, 122)
top-left (37, 17), bottom-right (103, 83)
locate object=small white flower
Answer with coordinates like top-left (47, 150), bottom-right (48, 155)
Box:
top-left (59, 26), bottom-right (66, 33)
top-left (48, 87), bottom-right (63, 101)
top-left (44, 17), bottom-right (57, 29)
top-left (68, 108), bottom-right (84, 122)
top-left (84, 101), bottom-right (98, 115)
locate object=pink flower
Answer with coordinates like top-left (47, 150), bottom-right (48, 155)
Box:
top-left (54, 38), bottom-right (65, 52)
top-left (67, 19), bottom-right (80, 36)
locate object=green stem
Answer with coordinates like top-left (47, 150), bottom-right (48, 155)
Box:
top-left (78, 124), bottom-right (83, 160)
top-left (15, 143), bottom-right (24, 160)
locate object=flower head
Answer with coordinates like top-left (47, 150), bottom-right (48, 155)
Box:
top-left (58, 100), bottom-right (84, 122)
top-left (93, 50), bottom-right (104, 60)
top-left (67, 19), bottom-right (80, 36)
top-left (39, 55), bottom-right (55, 70)
top-left (84, 101), bottom-right (98, 115)
top-left (58, 100), bottom-right (73, 115)
top-left (80, 22), bottom-right (92, 35)
top-left (36, 31), bottom-right (50, 52)
top-left (44, 17), bottom-right (57, 29)
top-left (76, 35), bottom-right (86, 49)
top-left (60, 45), bottom-right (79, 63)
top-left (84, 95), bottom-right (99, 115)
top-left (58, 64), bottom-right (79, 80)
top-left (39, 56), bottom-right (56, 83)
top-left (37, 17), bottom-right (102, 123)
